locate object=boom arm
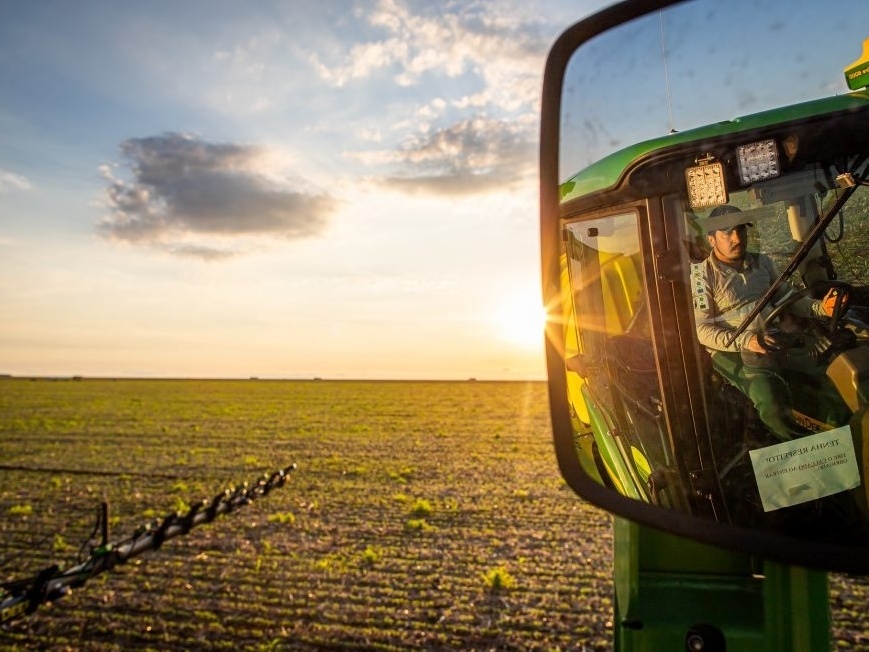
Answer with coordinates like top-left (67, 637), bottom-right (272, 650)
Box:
top-left (0, 464), bottom-right (297, 624)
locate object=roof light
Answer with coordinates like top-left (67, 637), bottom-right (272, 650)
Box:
top-left (736, 139), bottom-right (780, 185)
top-left (685, 156), bottom-right (727, 209)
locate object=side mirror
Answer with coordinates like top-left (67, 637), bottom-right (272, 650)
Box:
top-left (540, 0), bottom-right (869, 573)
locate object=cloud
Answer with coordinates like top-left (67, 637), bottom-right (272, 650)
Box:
top-left (308, 1), bottom-right (550, 196)
top-left (351, 114), bottom-right (536, 194)
top-left (0, 170), bottom-right (33, 192)
top-left (97, 132), bottom-right (336, 258)
top-left (309, 0), bottom-right (549, 109)
top-left (164, 242), bottom-right (240, 262)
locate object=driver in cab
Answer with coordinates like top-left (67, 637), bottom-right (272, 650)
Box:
top-left (691, 205), bottom-right (846, 441)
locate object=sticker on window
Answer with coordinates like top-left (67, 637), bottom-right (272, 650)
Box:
top-left (749, 427), bottom-right (861, 512)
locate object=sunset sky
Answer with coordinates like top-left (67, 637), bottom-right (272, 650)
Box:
top-left (3, 1), bottom-right (867, 381)
top-left (1, 0), bottom-right (618, 380)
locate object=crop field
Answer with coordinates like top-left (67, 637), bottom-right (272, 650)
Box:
top-left (0, 378), bottom-right (867, 651)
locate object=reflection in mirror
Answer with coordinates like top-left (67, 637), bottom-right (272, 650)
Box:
top-left (550, 0), bottom-right (869, 551)
top-left (560, 0), bottom-right (869, 179)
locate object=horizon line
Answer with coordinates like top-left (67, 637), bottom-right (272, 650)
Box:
top-left (0, 373), bottom-right (547, 383)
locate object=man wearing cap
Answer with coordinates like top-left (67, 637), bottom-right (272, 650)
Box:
top-left (691, 204), bottom-right (845, 440)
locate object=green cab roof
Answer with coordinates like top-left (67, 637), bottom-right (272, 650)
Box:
top-left (560, 90), bottom-right (869, 203)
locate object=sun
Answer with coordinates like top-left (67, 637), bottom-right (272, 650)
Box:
top-left (493, 290), bottom-right (548, 349)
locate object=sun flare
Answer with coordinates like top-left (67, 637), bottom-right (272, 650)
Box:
top-left (494, 291), bottom-right (548, 349)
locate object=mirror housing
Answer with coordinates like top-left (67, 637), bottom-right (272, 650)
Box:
top-left (540, 0), bottom-right (869, 573)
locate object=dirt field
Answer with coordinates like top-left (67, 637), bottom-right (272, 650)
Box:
top-left (1, 379), bottom-right (867, 650)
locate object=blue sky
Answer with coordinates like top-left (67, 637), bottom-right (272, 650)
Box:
top-left (0, 0), bottom-right (613, 380)
top-left (6, 1), bottom-right (863, 380)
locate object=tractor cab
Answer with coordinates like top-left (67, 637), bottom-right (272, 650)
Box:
top-left (554, 89), bottom-right (869, 543)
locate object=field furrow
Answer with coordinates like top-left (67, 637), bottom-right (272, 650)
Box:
top-left (1, 379), bottom-right (867, 650)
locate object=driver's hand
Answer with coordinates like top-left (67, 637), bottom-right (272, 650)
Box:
top-left (808, 331), bottom-right (834, 360)
top-left (745, 334), bottom-right (770, 353)
top-left (821, 287), bottom-right (848, 317)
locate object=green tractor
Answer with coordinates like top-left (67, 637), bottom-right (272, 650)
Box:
top-left (540, 0), bottom-right (869, 648)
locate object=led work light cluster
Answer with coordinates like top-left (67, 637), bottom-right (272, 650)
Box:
top-left (685, 138), bottom-right (781, 209)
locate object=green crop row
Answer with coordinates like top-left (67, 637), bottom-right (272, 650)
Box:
top-left (0, 378), bottom-right (866, 650)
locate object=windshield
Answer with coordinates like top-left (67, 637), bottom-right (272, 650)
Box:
top-left (684, 145), bottom-right (869, 533)
top-left (690, 162), bottom-right (869, 290)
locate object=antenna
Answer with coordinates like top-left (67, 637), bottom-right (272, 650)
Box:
top-left (659, 11), bottom-right (676, 133)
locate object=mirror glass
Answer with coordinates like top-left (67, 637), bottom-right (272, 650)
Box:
top-left (560, 1), bottom-right (868, 177)
top-left (551, 0), bottom-right (869, 551)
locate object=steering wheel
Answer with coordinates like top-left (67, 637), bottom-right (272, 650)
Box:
top-left (758, 280), bottom-right (853, 356)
